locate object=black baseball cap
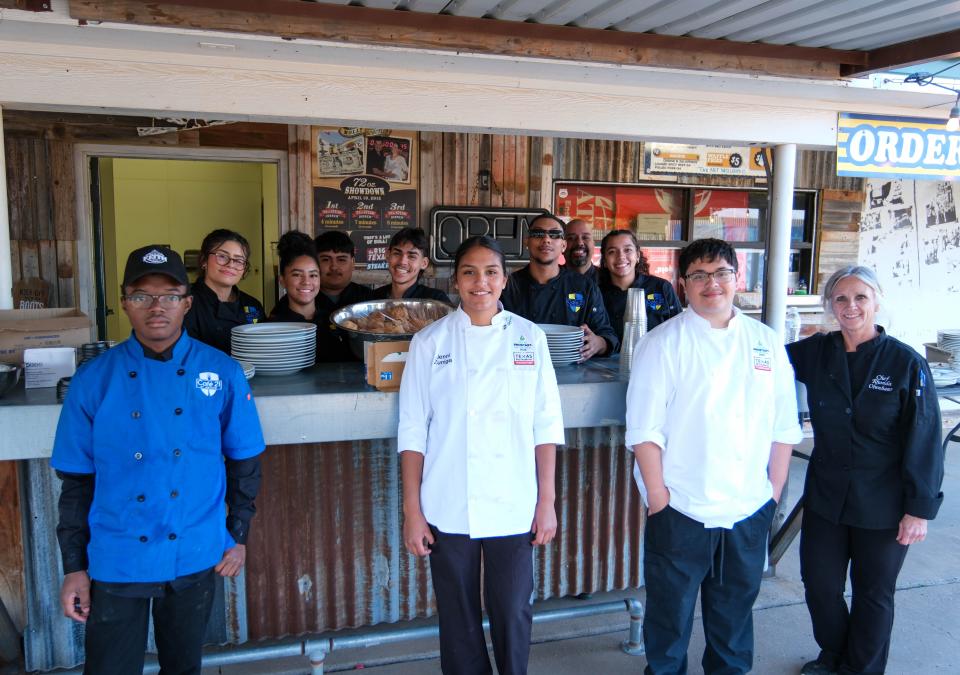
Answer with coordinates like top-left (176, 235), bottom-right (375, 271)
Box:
top-left (122, 245), bottom-right (190, 288)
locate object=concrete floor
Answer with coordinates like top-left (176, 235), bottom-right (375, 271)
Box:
top-left (206, 432), bottom-right (960, 675)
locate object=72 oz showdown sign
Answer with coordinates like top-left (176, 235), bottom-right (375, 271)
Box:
top-left (314, 175), bottom-right (417, 269)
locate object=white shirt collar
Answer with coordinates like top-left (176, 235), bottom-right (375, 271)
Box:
top-left (685, 305), bottom-right (742, 332)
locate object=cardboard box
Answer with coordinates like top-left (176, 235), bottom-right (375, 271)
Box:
top-left (925, 342), bottom-right (952, 363)
top-left (0, 308), bottom-right (92, 366)
top-left (24, 347), bottom-right (76, 389)
top-left (365, 340), bottom-right (410, 391)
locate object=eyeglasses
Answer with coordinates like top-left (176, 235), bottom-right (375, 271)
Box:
top-left (211, 251), bottom-right (249, 270)
top-left (123, 293), bottom-right (189, 308)
top-left (528, 229), bottom-right (565, 240)
top-left (683, 268), bottom-right (737, 285)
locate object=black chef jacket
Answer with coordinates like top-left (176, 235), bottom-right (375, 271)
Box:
top-left (55, 339), bottom-right (262, 598)
top-left (501, 266), bottom-right (619, 355)
top-left (371, 282), bottom-right (452, 304)
top-left (599, 273), bottom-right (682, 345)
top-left (787, 328), bottom-right (944, 529)
top-left (563, 263), bottom-right (599, 286)
top-left (183, 280), bottom-right (265, 354)
top-left (317, 282), bottom-right (373, 362)
top-left (267, 295), bottom-right (318, 325)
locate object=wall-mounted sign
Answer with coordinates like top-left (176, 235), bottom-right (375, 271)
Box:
top-left (645, 143), bottom-right (767, 178)
top-left (837, 112), bottom-right (960, 181)
top-left (312, 126), bottom-right (419, 269)
top-left (429, 207), bottom-right (548, 265)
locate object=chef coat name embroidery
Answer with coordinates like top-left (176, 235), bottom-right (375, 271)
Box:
top-left (196, 371), bottom-right (223, 397)
top-left (513, 337), bottom-right (535, 367)
top-left (142, 249), bottom-right (168, 264)
top-left (868, 373), bottom-right (893, 392)
top-left (752, 343), bottom-right (771, 371)
top-left (433, 352), bottom-right (452, 367)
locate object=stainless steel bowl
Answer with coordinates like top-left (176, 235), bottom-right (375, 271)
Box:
top-left (332, 299), bottom-right (454, 358)
top-left (0, 363), bottom-right (21, 398)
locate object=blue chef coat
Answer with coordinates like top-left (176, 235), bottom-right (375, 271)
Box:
top-left (51, 331), bottom-right (265, 583)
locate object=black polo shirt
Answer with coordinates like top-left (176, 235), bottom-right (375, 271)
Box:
top-left (182, 280), bottom-right (265, 354)
top-left (501, 266), bottom-right (618, 355)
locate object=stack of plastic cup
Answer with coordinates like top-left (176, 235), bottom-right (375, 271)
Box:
top-left (619, 288), bottom-right (648, 378)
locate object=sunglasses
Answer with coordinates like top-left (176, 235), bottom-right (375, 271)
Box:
top-left (528, 229), bottom-right (565, 240)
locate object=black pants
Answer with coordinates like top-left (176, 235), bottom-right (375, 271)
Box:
top-left (642, 500), bottom-right (775, 675)
top-left (428, 526), bottom-right (534, 675)
top-left (83, 570), bottom-right (216, 675)
top-left (800, 508), bottom-right (909, 675)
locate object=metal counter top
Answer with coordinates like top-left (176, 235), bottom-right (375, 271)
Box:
top-left (0, 360), bottom-right (628, 461)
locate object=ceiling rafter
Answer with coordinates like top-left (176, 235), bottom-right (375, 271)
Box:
top-left (66, 0), bottom-right (867, 79)
top-left (844, 27), bottom-right (960, 76)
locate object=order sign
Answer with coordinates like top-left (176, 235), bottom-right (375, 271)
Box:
top-left (837, 112), bottom-right (960, 181)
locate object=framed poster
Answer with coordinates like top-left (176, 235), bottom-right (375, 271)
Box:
top-left (312, 127), bottom-right (419, 269)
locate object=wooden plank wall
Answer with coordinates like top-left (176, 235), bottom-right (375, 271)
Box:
top-left (419, 131), bottom-right (550, 215)
top-left (555, 139), bottom-right (862, 192)
top-left (4, 136), bottom-right (77, 308)
top-left (3, 111), bottom-right (289, 309)
top-left (816, 189), bottom-right (864, 291)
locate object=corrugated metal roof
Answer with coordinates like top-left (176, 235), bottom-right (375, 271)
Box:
top-left (306, 0), bottom-right (959, 52)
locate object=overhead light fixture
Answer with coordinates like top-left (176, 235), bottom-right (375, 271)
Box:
top-left (901, 65), bottom-right (960, 131)
top-left (948, 96), bottom-right (960, 132)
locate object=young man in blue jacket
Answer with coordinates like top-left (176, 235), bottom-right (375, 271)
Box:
top-left (52, 245), bottom-right (265, 675)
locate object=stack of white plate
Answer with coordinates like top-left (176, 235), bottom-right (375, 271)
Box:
top-left (938, 329), bottom-right (960, 365)
top-left (539, 324), bottom-right (584, 366)
top-left (233, 359), bottom-right (256, 380)
top-left (931, 364), bottom-right (959, 388)
top-left (230, 323), bottom-right (316, 377)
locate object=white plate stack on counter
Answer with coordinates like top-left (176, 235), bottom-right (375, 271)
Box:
top-left (233, 360), bottom-right (256, 380)
top-left (539, 324), bottom-right (584, 367)
top-left (230, 323), bottom-right (316, 377)
top-left (937, 329), bottom-right (960, 365)
top-left (619, 287), bottom-right (648, 377)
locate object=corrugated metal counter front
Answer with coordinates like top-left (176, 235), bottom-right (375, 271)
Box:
top-left (4, 360), bottom-right (642, 669)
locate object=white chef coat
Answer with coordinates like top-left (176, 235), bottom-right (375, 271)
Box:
top-left (626, 307), bottom-right (802, 529)
top-left (398, 306), bottom-right (565, 538)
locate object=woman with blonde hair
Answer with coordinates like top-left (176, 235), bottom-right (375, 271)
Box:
top-left (786, 266), bottom-right (944, 675)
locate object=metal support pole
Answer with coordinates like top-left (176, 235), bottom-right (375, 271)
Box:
top-left (0, 106), bottom-right (14, 309)
top-left (309, 644), bottom-right (328, 675)
top-left (60, 596), bottom-right (644, 674)
top-left (764, 143), bottom-right (797, 340)
top-left (620, 597), bottom-right (645, 656)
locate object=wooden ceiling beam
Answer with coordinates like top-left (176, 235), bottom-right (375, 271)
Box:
top-left (67, 0), bottom-right (866, 79)
top-left (844, 28), bottom-right (960, 76)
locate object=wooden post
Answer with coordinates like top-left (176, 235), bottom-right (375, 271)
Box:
top-left (0, 106), bottom-right (13, 308)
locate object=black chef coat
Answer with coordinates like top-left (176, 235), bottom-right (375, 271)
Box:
top-left (563, 263), bottom-right (599, 286)
top-left (267, 295), bottom-right (318, 325)
top-left (316, 282), bottom-right (373, 362)
top-left (599, 273), bottom-right (682, 344)
top-left (787, 328), bottom-right (944, 529)
top-left (501, 266), bottom-right (619, 355)
top-left (183, 280), bottom-right (265, 354)
top-left (372, 282), bottom-right (452, 304)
